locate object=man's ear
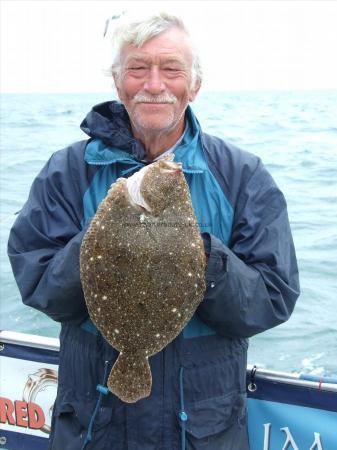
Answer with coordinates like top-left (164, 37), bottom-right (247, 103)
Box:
top-left (112, 72), bottom-right (122, 100)
top-left (189, 78), bottom-right (201, 102)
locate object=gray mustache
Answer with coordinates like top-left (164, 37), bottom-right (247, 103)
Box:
top-left (133, 93), bottom-right (177, 104)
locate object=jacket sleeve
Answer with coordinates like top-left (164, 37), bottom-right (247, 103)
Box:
top-left (198, 160), bottom-right (300, 339)
top-left (7, 148), bottom-right (89, 324)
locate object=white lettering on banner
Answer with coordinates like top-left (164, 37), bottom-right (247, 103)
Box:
top-left (280, 427), bottom-right (299, 450)
top-left (263, 423), bottom-right (271, 450)
top-left (309, 432), bottom-right (323, 450)
top-left (262, 424), bottom-right (324, 450)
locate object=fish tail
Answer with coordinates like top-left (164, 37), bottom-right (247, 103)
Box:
top-left (107, 352), bottom-right (152, 403)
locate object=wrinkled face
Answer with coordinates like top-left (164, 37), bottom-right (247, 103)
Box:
top-left (114, 27), bottom-right (201, 136)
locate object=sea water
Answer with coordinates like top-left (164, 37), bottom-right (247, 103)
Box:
top-left (1, 90), bottom-right (336, 376)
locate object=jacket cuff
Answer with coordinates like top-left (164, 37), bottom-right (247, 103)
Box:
top-left (202, 232), bottom-right (228, 282)
top-left (201, 232), bottom-right (211, 256)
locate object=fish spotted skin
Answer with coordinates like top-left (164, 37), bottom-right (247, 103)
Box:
top-left (80, 158), bottom-right (206, 403)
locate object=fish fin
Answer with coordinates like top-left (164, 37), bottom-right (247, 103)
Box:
top-left (107, 352), bottom-right (152, 403)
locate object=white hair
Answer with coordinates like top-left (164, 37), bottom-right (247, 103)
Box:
top-left (110, 12), bottom-right (202, 88)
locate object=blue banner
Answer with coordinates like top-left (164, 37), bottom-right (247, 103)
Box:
top-left (1, 333), bottom-right (337, 450)
top-left (248, 399), bottom-right (337, 449)
top-left (247, 374), bottom-right (337, 450)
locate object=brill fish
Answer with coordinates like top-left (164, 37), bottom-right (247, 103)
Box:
top-left (80, 156), bottom-right (206, 403)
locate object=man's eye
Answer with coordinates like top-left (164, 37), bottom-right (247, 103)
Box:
top-left (164, 68), bottom-right (179, 72)
top-left (129, 67), bottom-right (146, 70)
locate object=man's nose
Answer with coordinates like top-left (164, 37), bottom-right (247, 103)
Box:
top-left (143, 66), bottom-right (165, 94)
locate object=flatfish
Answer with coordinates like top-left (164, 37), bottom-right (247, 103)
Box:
top-left (80, 156), bottom-right (206, 403)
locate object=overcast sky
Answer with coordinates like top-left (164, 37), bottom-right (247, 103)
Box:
top-left (1, 0), bottom-right (337, 93)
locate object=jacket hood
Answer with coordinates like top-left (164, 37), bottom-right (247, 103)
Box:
top-left (80, 101), bottom-right (147, 160)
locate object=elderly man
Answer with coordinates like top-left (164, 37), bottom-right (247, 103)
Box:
top-left (8, 12), bottom-right (299, 450)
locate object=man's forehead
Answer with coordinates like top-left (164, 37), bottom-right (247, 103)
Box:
top-left (120, 28), bottom-right (193, 64)
top-left (123, 51), bottom-right (187, 65)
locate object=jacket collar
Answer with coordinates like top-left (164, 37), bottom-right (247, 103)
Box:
top-left (82, 101), bottom-right (206, 172)
top-left (81, 101), bottom-right (146, 160)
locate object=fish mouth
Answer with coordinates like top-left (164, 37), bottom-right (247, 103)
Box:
top-left (125, 155), bottom-right (182, 212)
top-left (157, 155), bottom-right (182, 174)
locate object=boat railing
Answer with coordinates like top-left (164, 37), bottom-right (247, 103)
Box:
top-left (1, 329), bottom-right (337, 392)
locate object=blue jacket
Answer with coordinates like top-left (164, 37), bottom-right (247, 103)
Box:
top-left (8, 101), bottom-right (300, 450)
